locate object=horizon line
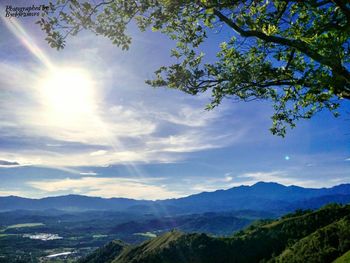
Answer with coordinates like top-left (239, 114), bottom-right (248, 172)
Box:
top-left (1, 181), bottom-right (349, 201)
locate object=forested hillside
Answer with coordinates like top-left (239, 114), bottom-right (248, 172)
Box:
top-left (81, 204), bottom-right (350, 263)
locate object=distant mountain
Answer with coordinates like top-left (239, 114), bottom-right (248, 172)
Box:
top-left (80, 204), bottom-right (350, 263)
top-left (0, 194), bottom-right (151, 211)
top-left (160, 182), bottom-right (350, 214)
top-left (1, 182), bottom-right (350, 214)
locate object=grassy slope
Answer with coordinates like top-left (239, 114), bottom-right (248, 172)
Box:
top-left (113, 231), bottom-right (227, 263)
top-left (272, 216), bottom-right (350, 262)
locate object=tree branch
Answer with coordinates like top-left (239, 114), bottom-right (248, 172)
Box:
top-left (213, 9), bottom-right (350, 84)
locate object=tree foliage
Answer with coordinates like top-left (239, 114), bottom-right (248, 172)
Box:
top-left (38, 0), bottom-right (350, 136)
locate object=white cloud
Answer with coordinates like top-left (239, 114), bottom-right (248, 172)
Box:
top-left (225, 175), bottom-right (233, 182)
top-left (27, 177), bottom-right (183, 200)
top-left (0, 149), bottom-right (167, 167)
top-left (79, 171), bottom-right (98, 176)
top-left (90, 150), bottom-right (107, 156)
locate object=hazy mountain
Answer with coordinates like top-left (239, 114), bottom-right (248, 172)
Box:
top-left (0, 194), bottom-right (151, 211)
top-left (1, 182), bottom-right (350, 214)
top-left (80, 204), bottom-right (350, 263)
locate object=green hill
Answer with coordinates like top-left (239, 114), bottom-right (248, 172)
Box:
top-left (271, 216), bottom-right (350, 262)
top-left (82, 204), bottom-right (350, 263)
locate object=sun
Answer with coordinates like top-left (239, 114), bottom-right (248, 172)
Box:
top-left (38, 67), bottom-right (97, 123)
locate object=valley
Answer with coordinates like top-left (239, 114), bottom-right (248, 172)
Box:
top-left (0, 209), bottom-right (258, 262)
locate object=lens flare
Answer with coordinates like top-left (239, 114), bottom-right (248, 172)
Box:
top-left (2, 17), bottom-right (53, 69)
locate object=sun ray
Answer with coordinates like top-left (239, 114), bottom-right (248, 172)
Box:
top-left (2, 17), bottom-right (53, 69)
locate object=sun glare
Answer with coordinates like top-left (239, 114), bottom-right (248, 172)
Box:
top-left (38, 67), bottom-right (97, 122)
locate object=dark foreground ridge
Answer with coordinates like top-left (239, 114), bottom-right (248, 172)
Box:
top-left (80, 204), bottom-right (350, 263)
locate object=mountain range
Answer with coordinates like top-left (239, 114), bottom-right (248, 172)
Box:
top-left (2, 181), bottom-right (350, 262)
top-left (1, 182), bottom-right (350, 215)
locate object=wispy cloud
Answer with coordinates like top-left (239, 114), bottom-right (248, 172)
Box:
top-left (27, 177), bottom-right (183, 200)
top-left (149, 105), bottom-right (219, 128)
top-left (0, 62), bottom-right (246, 167)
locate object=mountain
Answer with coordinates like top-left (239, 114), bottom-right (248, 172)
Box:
top-left (0, 194), bottom-right (151, 211)
top-left (1, 182), bottom-right (350, 214)
top-left (160, 182), bottom-right (350, 213)
top-left (80, 204), bottom-right (350, 263)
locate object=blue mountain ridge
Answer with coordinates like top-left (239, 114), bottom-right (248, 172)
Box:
top-left (1, 182), bottom-right (350, 214)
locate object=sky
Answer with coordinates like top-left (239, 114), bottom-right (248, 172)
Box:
top-left (0, 1), bottom-right (349, 200)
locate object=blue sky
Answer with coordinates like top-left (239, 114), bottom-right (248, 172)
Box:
top-left (0, 1), bottom-right (349, 199)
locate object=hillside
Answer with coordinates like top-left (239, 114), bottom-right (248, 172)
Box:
top-left (82, 204), bottom-right (350, 263)
top-left (80, 240), bottom-right (127, 263)
top-left (273, 215), bottom-right (350, 262)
